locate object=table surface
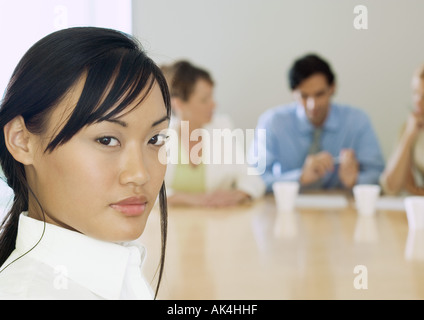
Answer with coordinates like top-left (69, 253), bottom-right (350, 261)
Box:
top-left (139, 193), bottom-right (424, 300)
top-left (1, 185), bottom-right (423, 300)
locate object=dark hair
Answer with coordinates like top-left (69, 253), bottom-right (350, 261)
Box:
top-left (161, 60), bottom-right (214, 101)
top-left (0, 27), bottom-right (170, 298)
top-left (288, 53), bottom-right (336, 90)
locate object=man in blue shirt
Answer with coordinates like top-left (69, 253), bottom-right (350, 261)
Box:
top-left (249, 53), bottom-right (385, 193)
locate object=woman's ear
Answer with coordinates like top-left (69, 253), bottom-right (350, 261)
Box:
top-left (4, 116), bottom-right (35, 165)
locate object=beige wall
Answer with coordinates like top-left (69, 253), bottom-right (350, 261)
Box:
top-left (133, 0), bottom-right (424, 159)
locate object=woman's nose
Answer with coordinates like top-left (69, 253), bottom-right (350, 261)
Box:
top-left (119, 146), bottom-right (150, 187)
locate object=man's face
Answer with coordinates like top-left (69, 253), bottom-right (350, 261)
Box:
top-left (293, 73), bottom-right (335, 127)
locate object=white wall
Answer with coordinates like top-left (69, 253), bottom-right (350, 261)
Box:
top-left (133, 0), bottom-right (424, 159)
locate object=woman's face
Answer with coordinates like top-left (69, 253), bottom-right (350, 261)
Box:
top-left (26, 78), bottom-right (169, 242)
top-left (179, 78), bottom-right (216, 127)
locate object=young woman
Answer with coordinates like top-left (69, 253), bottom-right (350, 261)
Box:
top-left (380, 64), bottom-right (424, 195)
top-left (161, 60), bottom-right (265, 207)
top-left (0, 27), bottom-right (170, 299)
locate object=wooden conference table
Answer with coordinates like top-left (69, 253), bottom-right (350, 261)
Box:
top-left (139, 192), bottom-right (424, 300)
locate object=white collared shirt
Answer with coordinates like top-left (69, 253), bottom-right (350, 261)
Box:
top-left (0, 213), bottom-right (153, 300)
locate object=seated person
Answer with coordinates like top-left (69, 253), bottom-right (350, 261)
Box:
top-left (249, 53), bottom-right (385, 193)
top-left (380, 64), bottom-right (424, 195)
top-left (161, 60), bottom-right (265, 206)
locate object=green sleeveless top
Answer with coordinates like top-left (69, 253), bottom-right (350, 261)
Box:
top-left (170, 144), bottom-right (206, 193)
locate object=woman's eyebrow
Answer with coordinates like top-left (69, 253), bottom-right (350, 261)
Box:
top-left (152, 115), bottom-right (170, 127)
top-left (106, 119), bottom-right (128, 127)
top-left (105, 115), bottom-right (169, 128)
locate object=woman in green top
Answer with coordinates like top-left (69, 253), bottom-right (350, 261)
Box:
top-left (161, 60), bottom-right (265, 207)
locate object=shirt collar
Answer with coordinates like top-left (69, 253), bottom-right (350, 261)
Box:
top-left (295, 102), bottom-right (340, 133)
top-left (15, 213), bottom-right (145, 300)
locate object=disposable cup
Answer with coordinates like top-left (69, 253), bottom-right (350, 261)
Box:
top-left (272, 181), bottom-right (300, 213)
top-left (353, 184), bottom-right (381, 216)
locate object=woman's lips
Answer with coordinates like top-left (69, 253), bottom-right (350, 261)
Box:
top-left (110, 197), bottom-right (147, 217)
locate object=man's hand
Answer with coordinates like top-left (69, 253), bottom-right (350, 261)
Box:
top-left (338, 149), bottom-right (359, 189)
top-left (300, 151), bottom-right (334, 186)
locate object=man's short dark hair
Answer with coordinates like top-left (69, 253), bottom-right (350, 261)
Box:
top-left (288, 53), bottom-right (336, 90)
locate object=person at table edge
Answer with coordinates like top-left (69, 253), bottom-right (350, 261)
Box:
top-left (249, 53), bottom-right (385, 193)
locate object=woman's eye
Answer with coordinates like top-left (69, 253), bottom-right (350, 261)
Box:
top-left (96, 136), bottom-right (120, 147)
top-left (149, 134), bottom-right (169, 146)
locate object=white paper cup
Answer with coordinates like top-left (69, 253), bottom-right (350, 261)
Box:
top-left (353, 184), bottom-right (381, 216)
top-left (404, 196), bottom-right (424, 230)
top-left (272, 181), bottom-right (300, 213)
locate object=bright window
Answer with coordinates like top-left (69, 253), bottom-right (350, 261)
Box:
top-left (0, 0), bottom-right (132, 97)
